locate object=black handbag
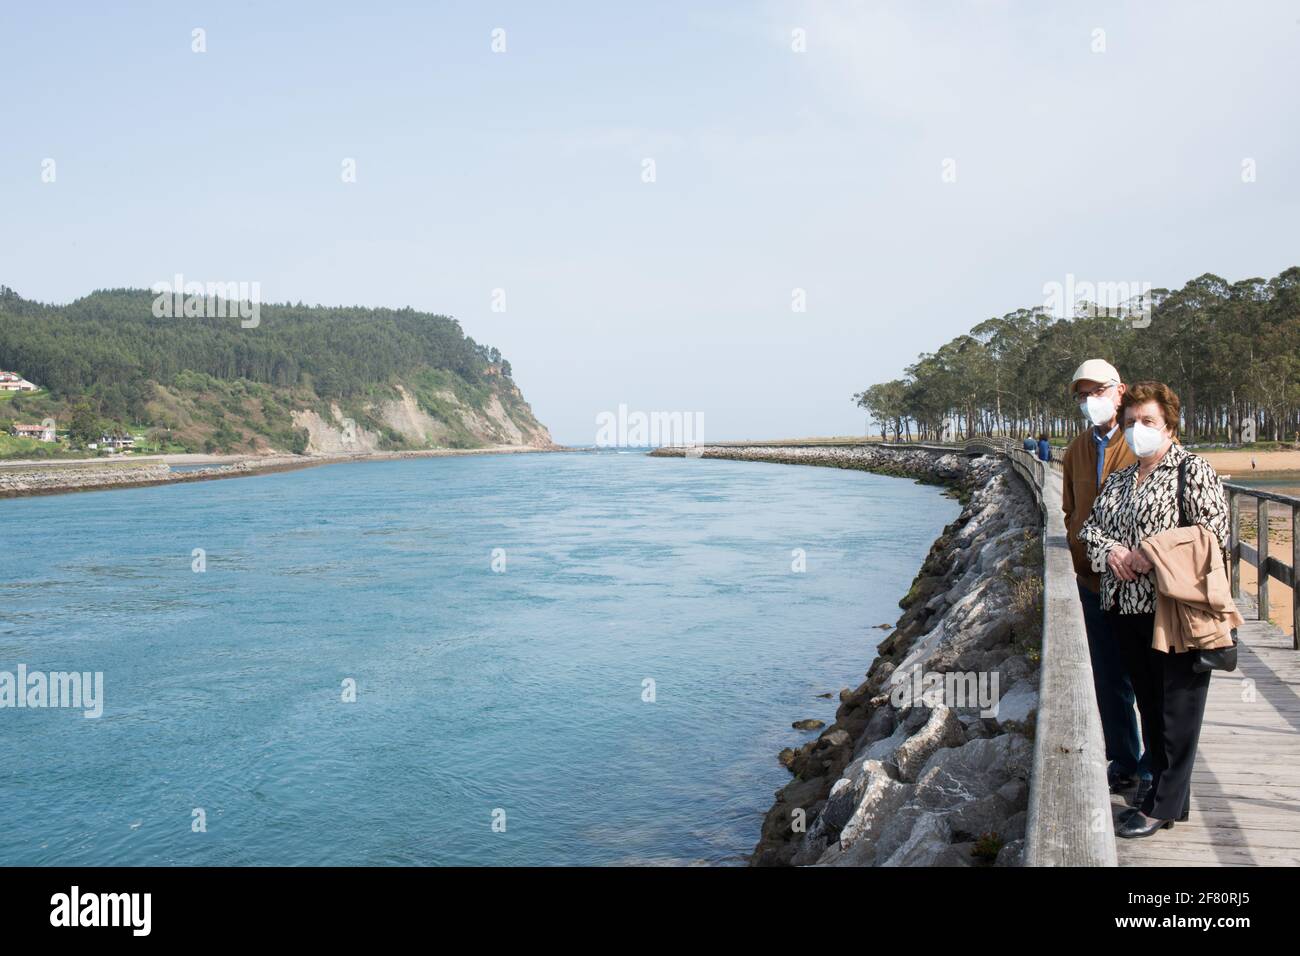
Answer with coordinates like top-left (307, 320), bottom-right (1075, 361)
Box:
top-left (1176, 457), bottom-right (1238, 673)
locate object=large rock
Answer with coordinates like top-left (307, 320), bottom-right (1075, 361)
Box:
top-left (890, 705), bottom-right (966, 781)
top-left (995, 654), bottom-right (1035, 688)
top-left (879, 813), bottom-right (957, 867)
top-left (855, 704), bottom-right (896, 750)
top-left (913, 734), bottom-right (1034, 812)
top-left (995, 837), bottom-right (1025, 867)
top-left (817, 765), bottom-right (916, 866)
top-left (994, 680), bottom-right (1039, 734)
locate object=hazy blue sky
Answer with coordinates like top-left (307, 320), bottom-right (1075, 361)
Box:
top-left (3, 1), bottom-right (1298, 444)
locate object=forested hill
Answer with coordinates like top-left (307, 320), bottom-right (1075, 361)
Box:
top-left (855, 267), bottom-right (1300, 444)
top-left (0, 286), bottom-right (553, 456)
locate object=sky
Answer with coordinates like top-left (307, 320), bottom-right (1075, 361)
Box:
top-left (2, 1), bottom-right (1298, 445)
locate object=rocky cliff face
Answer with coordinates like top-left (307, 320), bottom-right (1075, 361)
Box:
top-left (291, 380), bottom-right (553, 454)
top-left (653, 443), bottom-right (1044, 867)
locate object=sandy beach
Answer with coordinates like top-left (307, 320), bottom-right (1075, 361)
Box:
top-left (1236, 552), bottom-right (1294, 636)
top-left (1230, 500), bottom-right (1296, 637)
top-left (1199, 448), bottom-right (1300, 474)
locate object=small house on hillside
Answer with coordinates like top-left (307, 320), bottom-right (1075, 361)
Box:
top-left (0, 371), bottom-right (37, 392)
top-left (11, 423), bottom-right (56, 442)
top-left (98, 433), bottom-right (136, 451)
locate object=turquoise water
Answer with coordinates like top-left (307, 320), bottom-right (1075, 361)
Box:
top-left (0, 451), bottom-right (955, 865)
top-left (1226, 470), bottom-right (1300, 498)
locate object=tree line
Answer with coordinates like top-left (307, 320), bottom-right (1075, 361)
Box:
top-left (854, 268), bottom-right (1300, 444)
top-left (0, 286), bottom-right (512, 424)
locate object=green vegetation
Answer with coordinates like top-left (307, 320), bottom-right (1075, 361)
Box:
top-left (855, 268), bottom-right (1300, 444)
top-left (0, 432), bottom-right (84, 460)
top-left (0, 285), bottom-right (543, 457)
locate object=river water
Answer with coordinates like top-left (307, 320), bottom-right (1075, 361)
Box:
top-left (0, 450), bottom-right (956, 865)
top-left (1226, 469), bottom-right (1300, 499)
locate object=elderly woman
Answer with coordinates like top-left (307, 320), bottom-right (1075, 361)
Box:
top-left (1078, 381), bottom-right (1232, 839)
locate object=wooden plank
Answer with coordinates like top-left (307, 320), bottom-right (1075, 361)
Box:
top-left (1259, 555), bottom-right (1295, 589)
top-left (1136, 827), bottom-right (1300, 850)
top-left (1190, 749), bottom-right (1300, 759)
top-left (1172, 810), bottom-right (1300, 826)
top-left (1119, 844), bottom-right (1300, 866)
top-left (1115, 594), bottom-right (1299, 867)
top-left (1111, 800), bottom-right (1300, 828)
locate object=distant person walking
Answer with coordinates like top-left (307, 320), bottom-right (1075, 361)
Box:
top-left (1061, 360), bottom-right (1147, 797)
top-left (1079, 381), bottom-right (1239, 839)
top-left (1037, 434), bottom-right (1051, 462)
top-left (1023, 435), bottom-right (1036, 453)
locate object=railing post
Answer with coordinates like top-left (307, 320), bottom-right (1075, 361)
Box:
top-left (1229, 491), bottom-right (1240, 598)
top-left (1257, 498), bottom-right (1270, 622)
top-left (1293, 504), bottom-right (1299, 650)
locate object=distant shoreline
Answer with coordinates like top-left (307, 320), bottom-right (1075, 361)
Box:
top-left (0, 444), bottom-right (565, 500)
top-left (666, 436), bottom-right (1300, 475)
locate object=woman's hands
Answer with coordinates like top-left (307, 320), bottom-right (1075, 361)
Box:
top-left (1106, 545), bottom-right (1153, 581)
top-left (1102, 546), bottom-right (1154, 582)
top-left (1107, 546), bottom-right (1136, 581)
top-left (1127, 546), bottom-right (1154, 576)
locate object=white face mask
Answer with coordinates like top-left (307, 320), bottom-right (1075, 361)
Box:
top-left (1124, 422), bottom-right (1167, 458)
top-left (1081, 394), bottom-right (1116, 427)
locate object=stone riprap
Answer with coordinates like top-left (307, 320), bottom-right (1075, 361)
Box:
top-left (0, 460), bottom-right (269, 498)
top-left (652, 443), bottom-right (1044, 867)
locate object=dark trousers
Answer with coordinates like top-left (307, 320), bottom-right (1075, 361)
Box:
top-left (1109, 610), bottom-right (1212, 820)
top-left (1078, 583), bottom-right (1148, 779)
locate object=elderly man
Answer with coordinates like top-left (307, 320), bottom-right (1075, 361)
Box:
top-left (1061, 359), bottom-right (1150, 798)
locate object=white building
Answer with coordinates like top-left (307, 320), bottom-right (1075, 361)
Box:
top-left (11, 423), bottom-right (56, 442)
top-left (0, 371), bottom-right (37, 392)
top-left (98, 433), bottom-right (137, 451)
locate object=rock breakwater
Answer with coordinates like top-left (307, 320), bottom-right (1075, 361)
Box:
top-left (652, 443), bottom-right (1044, 866)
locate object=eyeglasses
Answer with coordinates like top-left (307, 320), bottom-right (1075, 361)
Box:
top-left (1073, 382), bottom-right (1116, 403)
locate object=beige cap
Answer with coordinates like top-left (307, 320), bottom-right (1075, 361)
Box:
top-left (1069, 359), bottom-right (1121, 392)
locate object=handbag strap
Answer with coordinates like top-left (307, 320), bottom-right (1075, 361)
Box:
top-left (1178, 453), bottom-right (1240, 644)
top-left (1177, 456), bottom-right (1190, 527)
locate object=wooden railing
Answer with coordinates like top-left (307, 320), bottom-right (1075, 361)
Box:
top-left (1006, 449), bottom-right (1116, 866)
top-left (1225, 483), bottom-right (1300, 649)
top-left (870, 438), bottom-right (1116, 864)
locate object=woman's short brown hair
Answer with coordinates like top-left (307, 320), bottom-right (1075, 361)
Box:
top-left (1120, 381), bottom-right (1181, 436)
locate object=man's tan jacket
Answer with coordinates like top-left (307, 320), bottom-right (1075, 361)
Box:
top-left (1142, 525), bottom-right (1243, 653)
top-left (1062, 425), bottom-right (1138, 592)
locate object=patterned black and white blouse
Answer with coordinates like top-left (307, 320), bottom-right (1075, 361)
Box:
top-left (1077, 441), bottom-right (1231, 614)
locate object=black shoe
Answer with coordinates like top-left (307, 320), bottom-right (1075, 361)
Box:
top-left (1115, 807), bottom-right (1141, 825)
top-left (1116, 812), bottom-right (1175, 839)
top-left (1108, 772), bottom-right (1137, 794)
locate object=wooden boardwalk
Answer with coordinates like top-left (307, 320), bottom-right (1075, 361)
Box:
top-left (1114, 596), bottom-right (1300, 866)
